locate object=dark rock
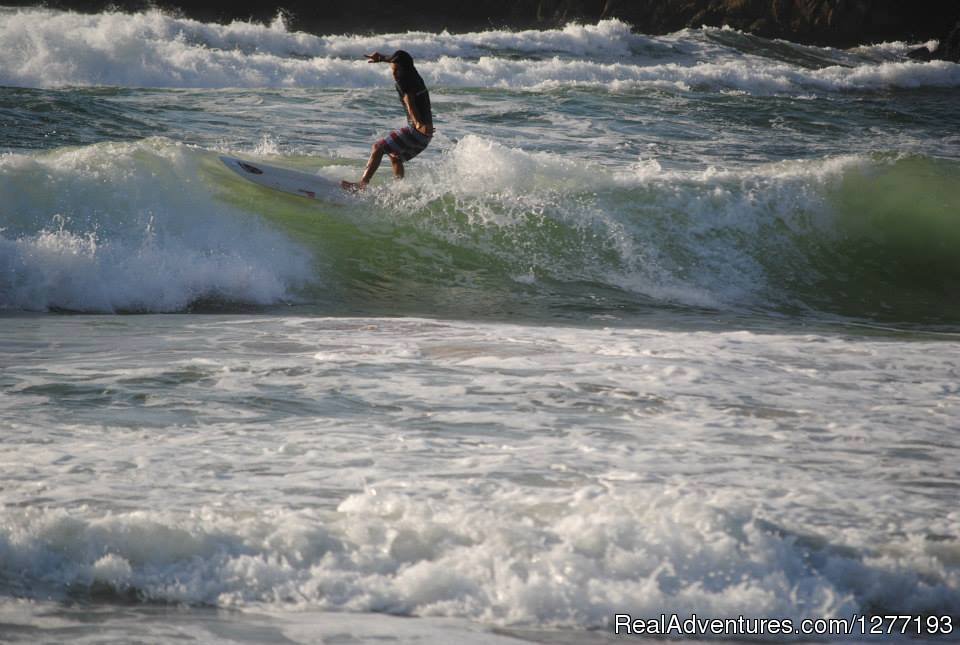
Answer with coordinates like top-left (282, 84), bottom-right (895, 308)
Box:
top-left (749, 18), bottom-right (772, 37)
top-left (908, 21), bottom-right (960, 63)
top-left (942, 22), bottom-right (960, 62)
top-left (908, 46), bottom-right (935, 62)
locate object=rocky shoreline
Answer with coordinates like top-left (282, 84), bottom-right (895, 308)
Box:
top-left (6, 0), bottom-right (960, 60)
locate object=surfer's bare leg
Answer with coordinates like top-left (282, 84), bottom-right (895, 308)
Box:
top-left (390, 155), bottom-right (404, 179)
top-left (341, 143), bottom-right (385, 191)
top-left (360, 144), bottom-right (385, 185)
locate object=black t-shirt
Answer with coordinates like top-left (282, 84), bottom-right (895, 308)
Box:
top-left (394, 68), bottom-right (432, 127)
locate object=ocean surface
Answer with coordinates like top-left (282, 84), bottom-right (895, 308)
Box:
top-left (1, 7), bottom-right (959, 643)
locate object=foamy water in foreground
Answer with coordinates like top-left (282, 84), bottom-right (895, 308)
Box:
top-left (3, 315), bottom-right (958, 641)
top-left (0, 6), bottom-right (959, 643)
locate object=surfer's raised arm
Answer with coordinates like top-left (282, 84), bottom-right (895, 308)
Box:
top-left (365, 50), bottom-right (432, 132)
top-left (342, 50), bottom-right (435, 192)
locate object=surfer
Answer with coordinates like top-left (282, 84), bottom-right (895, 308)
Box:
top-left (341, 50), bottom-right (434, 191)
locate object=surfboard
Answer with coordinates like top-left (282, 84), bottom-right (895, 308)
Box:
top-left (219, 155), bottom-right (344, 201)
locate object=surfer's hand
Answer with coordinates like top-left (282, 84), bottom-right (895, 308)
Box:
top-left (365, 52), bottom-right (386, 63)
top-left (415, 122), bottom-right (435, 136)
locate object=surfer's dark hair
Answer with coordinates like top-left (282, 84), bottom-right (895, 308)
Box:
top-left (388, 50), bottom-right (415, 70)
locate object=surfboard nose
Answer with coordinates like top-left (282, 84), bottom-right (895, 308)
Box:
top-left (238, 161), bottom-right (264, 175)
top-left (218, 155), bottom-right (348, 203)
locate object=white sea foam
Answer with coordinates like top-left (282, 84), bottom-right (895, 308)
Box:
top-left (1, 318), bottom-right (958, 627)
top-left (852, 38), bottom-right (941, 60)
top-left (1, 8), bottom-right (957, 93)
top-left (0, 140), bottom-right (312, 312)
top-left (1, 468), bottom-right (956, 625)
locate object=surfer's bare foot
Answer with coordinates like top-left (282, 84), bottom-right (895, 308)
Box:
top-left (340, 180), bottom-right (367, 192)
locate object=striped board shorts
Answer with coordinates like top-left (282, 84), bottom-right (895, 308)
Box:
top-left (376, 126), bottom-right (432, 162)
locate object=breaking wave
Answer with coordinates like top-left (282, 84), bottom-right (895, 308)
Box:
top-left (3, 136), bottom-right (958, 325)
top-left (0, 140), bottom-right (311, 312)
top-left (1, 8), bottom-right (958, 93)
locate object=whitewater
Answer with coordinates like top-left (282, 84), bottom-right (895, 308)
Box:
top-left (1, 6), bottom-right (958, 643)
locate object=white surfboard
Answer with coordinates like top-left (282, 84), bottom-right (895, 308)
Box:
top-left (219, 155), bottom-right (344, 201)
